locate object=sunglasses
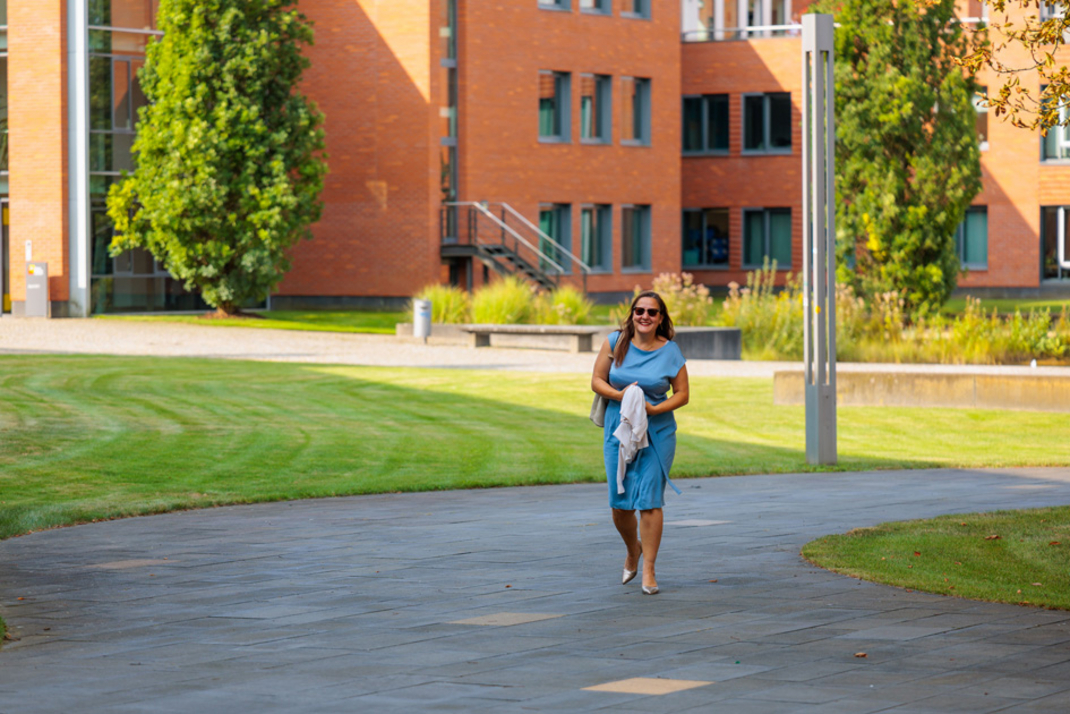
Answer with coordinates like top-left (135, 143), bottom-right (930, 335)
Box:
top-left (632, 307), bottom-right (661, 318)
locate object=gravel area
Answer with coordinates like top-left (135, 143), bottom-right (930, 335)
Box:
top-left (1, 317), bottom-right (1069, 378)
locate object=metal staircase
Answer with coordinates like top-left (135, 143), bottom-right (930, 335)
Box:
top-left (440, 202), bottom-right (591, 291)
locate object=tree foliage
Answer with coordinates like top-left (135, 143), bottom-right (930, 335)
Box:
top-left (107, 0), bottom-right (327, 315)
top-left (817, 0), bottom-right (986, 316)
top-left (959, 1), bottom-right (1070, 130)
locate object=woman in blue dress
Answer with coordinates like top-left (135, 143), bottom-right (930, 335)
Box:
top-left (591, 290), bottom-right (689, 595)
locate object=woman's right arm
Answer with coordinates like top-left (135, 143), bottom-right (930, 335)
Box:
top-left (591, 338), bottom-right (627, 401)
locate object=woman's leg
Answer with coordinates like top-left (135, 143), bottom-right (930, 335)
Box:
top-left (611, 508), bottom-right (642, 571)
top-left (639, 508), bottom-right (663, 588)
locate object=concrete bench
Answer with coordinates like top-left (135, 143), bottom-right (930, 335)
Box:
top-left (459, 324), bottom-right (608, 353)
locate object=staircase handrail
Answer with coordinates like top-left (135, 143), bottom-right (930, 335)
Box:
top-left (445, 201), bottom-right (567, 275)
top-left (494, 203), bottom-right (593, 276)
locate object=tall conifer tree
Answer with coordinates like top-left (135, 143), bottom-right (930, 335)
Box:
top-left (107, 0), bottom-right (327, 315)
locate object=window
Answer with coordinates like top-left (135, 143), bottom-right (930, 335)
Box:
top-left (539, 71), bottom-right (570, 142)
top-left (1042, 101), bottom-right (1070, 160)
top-left (1041, 206), bottom-right (1070, 280)
top-left (743, 208), bottom-right (791, 268)
top-left (580, 74), bottom-right (611, 142)
top-left (539, 203), bottom-right (572, 272)
top-left (683, 95), bottom-right (729, 153)
top-left (621, 0), bottom-right (650, 18)
top-left (581, 205), bottom-right (612, 271)
top-left (743, 92), bottom-right (792, 153)
top-left (622, 77), bottom-right (651, 145)
top-left (621, 205), bottom-right (651, 270)
top-left (580, 0), bottom-right (610, 12)
top-left (974, 88), bottom-right (988, 151)
top-left (539, 0), bottom-right (570, 10)
top-left (956, 207), bottom-right (988, 270)
top-left (682, 209), bottom-right (729, 268)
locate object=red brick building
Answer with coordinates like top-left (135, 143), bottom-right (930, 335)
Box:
top-left (2, 0), bottom-right (1068, 317)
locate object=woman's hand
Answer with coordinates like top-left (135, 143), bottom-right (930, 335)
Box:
top-left (644, 400), bottom-right (659, 416)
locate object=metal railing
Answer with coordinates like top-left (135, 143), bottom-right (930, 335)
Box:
top-left (682, 24), bottom-right (802, 42)
top-left (443, 202), bottom-right (591, 292)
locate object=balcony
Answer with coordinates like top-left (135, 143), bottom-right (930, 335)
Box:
top-left (682, 0), bottom-right (799, 42)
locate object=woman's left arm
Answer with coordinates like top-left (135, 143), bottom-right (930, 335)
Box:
top-left (646, 365), bottom-right (689, 416)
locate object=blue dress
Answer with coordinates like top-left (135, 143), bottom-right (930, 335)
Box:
top-left (603, 331), bottom-right (686, 511)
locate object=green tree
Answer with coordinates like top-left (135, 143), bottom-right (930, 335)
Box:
top-left (816, 0), bottom-right (985, 316)
top-left (107, 0), bottom-right (327, 316)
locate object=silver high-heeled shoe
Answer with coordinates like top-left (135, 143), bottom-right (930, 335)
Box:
top-left (622, 568), bottom-right (638, 585)
top-left (642, 584), bottom-right (659, 595)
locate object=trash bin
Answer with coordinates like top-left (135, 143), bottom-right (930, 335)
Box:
top-left (413, 299), bottom-right (432, 342)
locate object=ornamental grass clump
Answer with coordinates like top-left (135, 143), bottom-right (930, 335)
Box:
top-left (534, 285), bottom-right (595, 325)
top-left (413, 284), bottom-right (469, 324)
top-left (610, 272), bottom-right (714, 326)
top-left (719, 261), bottom-right (805, 360)
top-left (471, 275), bottom-right (537, 324)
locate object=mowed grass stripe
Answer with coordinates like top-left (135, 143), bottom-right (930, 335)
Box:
top-left (1, 355), bottom-right (1069, 541)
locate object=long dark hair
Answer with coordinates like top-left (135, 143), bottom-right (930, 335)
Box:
top-left (613, 291), bottom-right (675, 366)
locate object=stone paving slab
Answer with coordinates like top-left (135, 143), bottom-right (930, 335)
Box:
top-left (2, 468), bottom-right (1070, 712)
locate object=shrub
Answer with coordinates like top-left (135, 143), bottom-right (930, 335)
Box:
top-left (610, 272), bottom-right (714, 327)
top-left (413, 284), bottom-right (469, 324)
top-left (471, 275), bottom-right (537, 324)
top-left (719, 261), bottom-right (805, 360)
top-left (534, 285), bottom-right (594, 325)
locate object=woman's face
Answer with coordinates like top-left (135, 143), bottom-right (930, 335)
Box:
top-left (631, 296), bottom-right (663, 336)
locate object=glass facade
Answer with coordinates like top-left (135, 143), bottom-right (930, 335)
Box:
top-left (88, 0), bottom-right (208, 313)
top-left (682, 208), bottom-right (729, 268)
top-left (743, 208), bottom-right (791, 268)
top-left (440, 0), bottom-right (458, 241)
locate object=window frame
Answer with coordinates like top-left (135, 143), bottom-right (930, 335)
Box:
top-left (580, 204), bottom-right (613, 272)
top-left (539, 203), bottom-right (573, 274)
top-left (682, 208), bottom-right (730, 269)
top-left (682, 94), bottom-right (729, 155)
top-left (580, 73), bottom-right (612, 144)
top-left (579, 0), bottom-right (611, 14)
top-left (538, 0), bottom-right (571, 11)
top-left (741, 91), bottom-right (792, 156)
top-left (742, 207), bottom-right (792, 269)
top-left (621, 204), bottom-right (652, 272)
top-left (956, 206), bottom-right (988, 270)
top-left (622, 76), bottom-right (651, 146)
top-left (538, 70), bottom-right (571, 143)
top-left (621, 0), bottom-right (651, 19)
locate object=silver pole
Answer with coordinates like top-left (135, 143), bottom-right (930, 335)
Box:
top-left (68, 0), bottom-right (90, 317)
top-left (802, 14), bottom-right (837, 465)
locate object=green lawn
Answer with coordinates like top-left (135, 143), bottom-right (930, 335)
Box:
top-left (95, 310), bottom-right (407, 334)
top-left (2, 355), bottom-right (1070, 543)
top-left (802, 507), bottom-right (1070, 609)
top-left (943, 296), bottom-right (1070, 316)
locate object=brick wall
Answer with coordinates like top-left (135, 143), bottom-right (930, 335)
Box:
top-left (458, 0), bottom-right (682, 296)
top-left (277, 0), bottom-right (440, 299)
top-left (8, 0), bottom-right (68, 308)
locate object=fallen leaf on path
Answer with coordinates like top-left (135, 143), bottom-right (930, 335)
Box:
top-left (854, 652), bottom-right (867, 658)
top-left (984, 535), bottom-right (1001, 540)
top-left (913, 551), bottom-right (921, 556)
top-left (708, 579), bottom-right (718, 583)
top-left (1050, 542), bottom-right (1061, 546)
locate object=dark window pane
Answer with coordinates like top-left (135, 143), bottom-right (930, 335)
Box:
top-left (90, 203), bottom-right (114, 276)
top-left (964, 208), bottom-right (988, 266)
top-left (709, 95), bottom-right (729, 151)
top-left (705, 208), bottom-right (729, 265)
top-left (682, 211), bottom-right (703, 267)
top-left (769, 93), bottom-right (792, 150)
top-left (683, 97), bottom-right (702, 151)
top-left (539, 73), bottom-right (559, 138)
top-left (113, 58), bottom-right (131, 130)
top-left (90, 56), bottom-right (113, 131)
top-left (744, 95), bottom-right (764, 151)
top-left (743, 210), bottom-right (764, 266)
top-left (622, 207), bottom-right (636, 267)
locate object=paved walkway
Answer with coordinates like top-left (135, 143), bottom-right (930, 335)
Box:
top-left (2, 320), bottom-right (1070, 712)
top-left (2, 468), bottom-right (1070, 713)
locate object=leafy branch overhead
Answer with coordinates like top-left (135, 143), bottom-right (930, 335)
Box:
top-left (958, 0), bottom-right (1070, 130)
top-left (107, 0), bottom-right (328, 315)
